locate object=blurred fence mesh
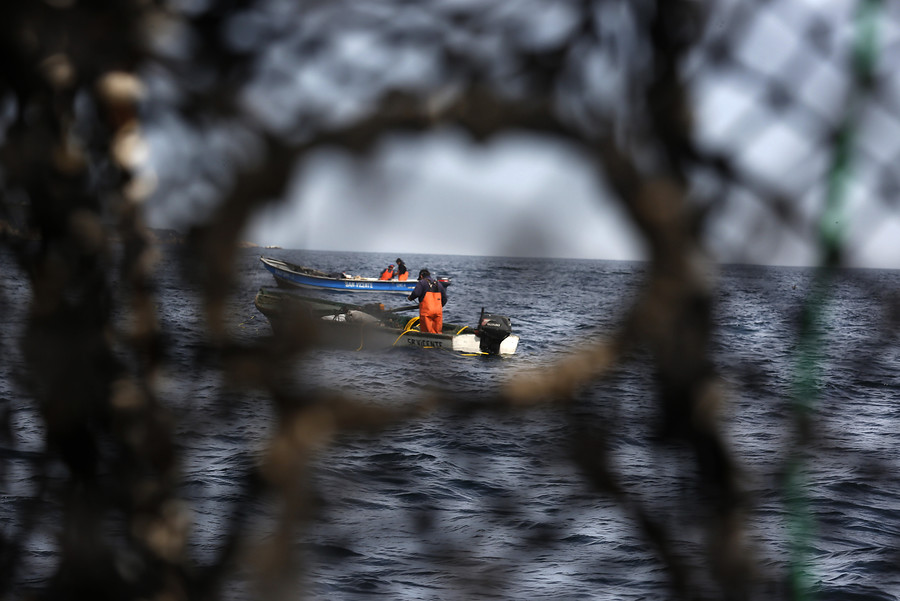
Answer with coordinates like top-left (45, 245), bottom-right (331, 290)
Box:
top-left (1, 0), bottom-right (899, 599)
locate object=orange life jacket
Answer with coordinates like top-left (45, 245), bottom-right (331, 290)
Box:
top-left (379, 267), bottom-right (394, 280)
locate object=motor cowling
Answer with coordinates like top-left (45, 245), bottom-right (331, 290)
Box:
top-left (477, 312), bottom-right (512, 354)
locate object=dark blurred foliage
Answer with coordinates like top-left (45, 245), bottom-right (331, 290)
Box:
top-left (1, 0), bottom-right (899, 599)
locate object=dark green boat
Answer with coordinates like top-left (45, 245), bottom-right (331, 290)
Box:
top-left (253, 287), bottom-right (519, 355)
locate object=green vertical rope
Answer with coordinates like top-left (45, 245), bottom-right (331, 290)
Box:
top-left (787, 1), bottom-right (881, 598)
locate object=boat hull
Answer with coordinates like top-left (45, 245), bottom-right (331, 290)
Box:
top-left (259, 256), bottom-right (450, 294)
top-left (253, 288), bottom-right (518, 355)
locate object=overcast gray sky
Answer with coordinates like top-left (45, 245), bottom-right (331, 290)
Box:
top-left (243, 132), bottom-right (647, 261)
top-left (144, 0), bottom-right (900, 269)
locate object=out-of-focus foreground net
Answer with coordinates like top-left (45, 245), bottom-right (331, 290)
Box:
top-left (1, 0), bottom-right (899, 599)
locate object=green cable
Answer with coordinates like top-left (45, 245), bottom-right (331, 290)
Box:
top-left (787, 1), bottom-right (882, 598)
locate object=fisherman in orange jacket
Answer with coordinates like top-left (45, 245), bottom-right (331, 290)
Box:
top-left (396, 258), bottom-right (409, 281)
top-left (378, 264), bottom-right (395, 280)
top-left (407, 269), bottom-right (447, 334)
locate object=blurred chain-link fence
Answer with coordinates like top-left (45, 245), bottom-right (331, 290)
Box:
top-left (2, 1), bottom-right (900, 599)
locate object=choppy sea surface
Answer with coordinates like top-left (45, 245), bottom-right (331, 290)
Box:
top-left (3, 246), bottom-right (900, 600)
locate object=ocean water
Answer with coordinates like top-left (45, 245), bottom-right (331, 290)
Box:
top-left (3, 246), bottom-right (900, 600)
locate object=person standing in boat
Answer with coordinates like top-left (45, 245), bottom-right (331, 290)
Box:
top-left (378, 264), bottom-right (395, 280)
top-left (407, 269), bottom-right (447, 334)
top-left (395, 258), bottom-right (409, 281)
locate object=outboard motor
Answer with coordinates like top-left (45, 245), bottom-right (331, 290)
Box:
top-left (477, 308), bottom-right (513, 354)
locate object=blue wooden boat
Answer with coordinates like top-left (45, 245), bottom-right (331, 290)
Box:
top-left (259, 256), bottom-right (451, 294)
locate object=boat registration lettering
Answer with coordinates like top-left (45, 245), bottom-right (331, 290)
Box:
top-left (407, 338), bottom-right (443, 349)
top-left (344, 282), bottom-right (373, 289)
